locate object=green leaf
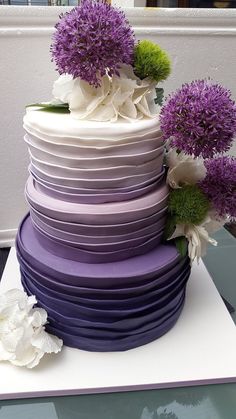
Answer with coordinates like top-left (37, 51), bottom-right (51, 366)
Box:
top-left (26, 102), bottom-right (69, 108)
top-left (26, 103), bottom-right (70, 113)
top-left (154, 87), bottom-right (164, 106)
top-left (39, 107), bottom-right (70, 114)
top-left (175, 236), bottom-right (188, 257)
top-left (163, 216), bottom-right (176, 240)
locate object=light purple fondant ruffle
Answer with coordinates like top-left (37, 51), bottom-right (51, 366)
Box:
top-left (25, 176), bottom-right (169, 225)
top-left (30, 166), bottom-right (165, 195)
top-left (25, 177), bottom-right (169, 263)
top-left (31, 170), bottom-right (165, 204)
top-left (30, 163), bottom-right (163, 190)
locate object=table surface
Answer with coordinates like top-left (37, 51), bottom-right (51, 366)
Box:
top-left (0, 228), bottom-right (236, 419)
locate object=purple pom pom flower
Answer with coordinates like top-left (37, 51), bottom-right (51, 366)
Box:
top-left (160, 80), bottom-right (236, 158)
top-left (51, 0), bottom-right (135, 87)
top-left (199, 156), bottom-right (236, 220)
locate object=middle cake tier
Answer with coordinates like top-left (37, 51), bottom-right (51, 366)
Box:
top-left (25, 176), bottom-right (169, 263)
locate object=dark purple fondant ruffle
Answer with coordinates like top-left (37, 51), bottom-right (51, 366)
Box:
top-left (16, 214), bottom-right (191, 352)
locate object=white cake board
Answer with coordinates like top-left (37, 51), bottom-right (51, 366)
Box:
top-left (0, 248), bottom-right (236, 400)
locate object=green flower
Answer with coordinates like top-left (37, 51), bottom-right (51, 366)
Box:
top-left (134, 40), bottom-right (171, 82)
top-left (169, 185), bottom-right (209, 225)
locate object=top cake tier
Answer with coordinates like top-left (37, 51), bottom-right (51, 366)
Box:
top-left (24, 109), bottom-right (164, 204)
top-left (24, 108), bottom-right (162, 145)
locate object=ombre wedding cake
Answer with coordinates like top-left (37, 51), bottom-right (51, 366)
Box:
top-left (13, 1), bottom-right (236, 363)
top-left (18, 105), bottom-right (191, 351)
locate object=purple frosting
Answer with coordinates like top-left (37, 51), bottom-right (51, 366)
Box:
top-left (16, 215), bottom-right (190, 352)
top-left (17, 215), bottom-right (185, 286)
top-left (19, 263), bottom-right (190, 309)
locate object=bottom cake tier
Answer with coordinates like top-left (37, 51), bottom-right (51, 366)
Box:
top-left (16, 214), bottom-right (191, 352)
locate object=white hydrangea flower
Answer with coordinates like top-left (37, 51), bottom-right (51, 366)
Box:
top-left (0, 289), bottom-right (63, 369)
top-left (52, 65), bottom-right (159, 122)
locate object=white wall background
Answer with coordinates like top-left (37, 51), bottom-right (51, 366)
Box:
top-left (0, 7), bottom-right (236, 246)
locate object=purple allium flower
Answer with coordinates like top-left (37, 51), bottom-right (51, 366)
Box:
top-left (160, 80), bottom-right (236, 158)
top-left (51, 0), bottom-right (135, 87)
top-left (199, 156), bottom-right (236, 220)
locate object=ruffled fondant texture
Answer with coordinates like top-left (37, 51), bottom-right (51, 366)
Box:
top-left (16, 215), bottom-right (190, 352)
top-left (19, 107), bottom-right (191, 351)
top-left (23, 108), bottom-right (168, 263)
top-left (25, 175), bottom-right (168, 263)
top-left (24, 109), bottom-right (164, 202)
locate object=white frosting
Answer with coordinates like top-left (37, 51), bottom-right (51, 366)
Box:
top-left (24, 108), bottom-right (161, 144)
top-left (52, 65), bottom-right (159, 122)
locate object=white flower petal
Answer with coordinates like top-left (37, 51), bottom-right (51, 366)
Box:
top-left (0, 303), bottom-right (16, 321)
top-left (0, 318), bottom-right (12, 334)
top-left (24, 295), bottom-right (37, 314)
top-left (31, 328), bottom-right (63, 354)
top-left (168, 224), bottom-right (185, 240)
top-left (136, 96), bottom-right (153, 118)
top-left (3, 307), bottom-right (27, 330)
top-left (0, 289), bottom-right (27, 316)
top-left (167, 159), bottom-right (206, 189)
top-left (26, 350), bottom-right (45, 369)
top-left (118, 98), bottom-right (138, 120)
top-left (0, 341), bottom-right (15, 361)
top-left (113, 88), bottom-right (133, 108)
top-left (202, 213), bottom-right (225, 234)
top-left (30, 308), bottom-right (48, 328)
top-left (70, 75), bottom-right (110, 120)
top-left (188, 229), bottom-right (201, 261)
top-left (208, 238), bottom-right (218, 247)
top-left (0, 327), bottom-right (25, 353)
top-left (169, 223), bottom-right (218, 262)
top-left (118, 63), bottom-right (140, 82)
top-left (145, 84), bottom-right (160, 114)
top-left (89, 103), bottom-right (117, 122)
top-left (166, 148), bottom-right (189, 169)
top-left (114, 74), bottom-right (137, 95)
top-left (10, 346), bottom-right (41, 368)
top-left (133, 86), bottom-right (150, 104)
top-left (61, 64), bottom-right (157, 122)
top-left (52, 74), bottom-right (75, 103)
